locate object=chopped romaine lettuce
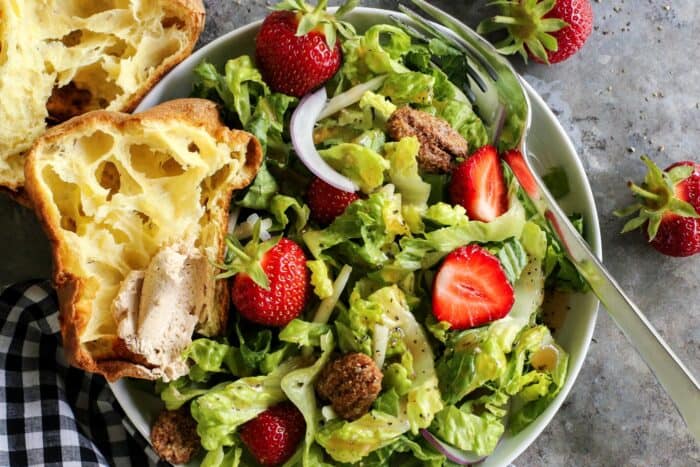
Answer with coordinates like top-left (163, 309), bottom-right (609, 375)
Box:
top-left (384, 137), bottom-right (431, 208)
top-left (191, 359), bottom-right (303, 451)
top-left (341, 25), bottom-right (411, 84)
top-left (359, 91), bottom-right (398, 122)
top-left (356, 435), bottom-right (445, 467)
top-left (279, 320), bottom-right (331, 348)
top-left (201, 446), bottom-right (242, 467)
top-left (493, 237), bottom-right (528, 284)
top-left (303, 187), bottom-right (407, 268)
top-left (281, 332), bottom-right (335, 466)
top-left (380, 72), bottom-right (435, 106)
top-left (316, 412), bottom-right (411, 463)
top-left (433, 405), bottom-right (505, 456)
top-left (307, 260), bottom-right (334, 299)
top-left (269, 194), bottom-right (310, 233)
top-left (318, 143), bottom-right (388, 194)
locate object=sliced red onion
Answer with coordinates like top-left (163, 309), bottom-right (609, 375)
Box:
top-left (420, 429), bottom-right (487, 466)
top-left (317, 75), bottom-right (388, 121)
top-left (290, 87), bottom-right (358, 193)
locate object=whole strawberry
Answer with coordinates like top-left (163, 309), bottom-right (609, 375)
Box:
top-left (307, 177), bottom-right (360, 225)
top-left (615, 156), bottom-right (700, 257)
top-left (240, 403), bottom-right (306, 466)
top-left (477, 0), bottom-right (593, 64)
top-left (255, 0), bottom-right (357, 97)
top-left (231, 237), bottom-right (310, 326)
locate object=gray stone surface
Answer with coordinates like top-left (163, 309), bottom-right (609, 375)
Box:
top-left (1, 0), bottom-right (698, 465)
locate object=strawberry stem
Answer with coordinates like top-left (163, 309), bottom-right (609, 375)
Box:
top-left (628, 182), bottom-right (661, 203)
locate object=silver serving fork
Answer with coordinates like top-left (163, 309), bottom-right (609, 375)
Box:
top-left (399, 0), bottom-right (700, 441)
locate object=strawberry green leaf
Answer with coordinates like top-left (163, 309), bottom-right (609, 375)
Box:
top-left (477, 0), bottom-right (569, 62)
top-left (669, 199), bottom-right (700, 218)
top-left (646, 214), bottom-right (663, 240)
top-left (621, 216), bottom-right (648, 234)
top-left (613, 203), bottom-right (643, 218)
top-left (336, 0), bottom-right (360, 18)
top-left (533, 0), bottom-right (556, 17)
top-left (296, 14), bottom-right (318, 36)
top-left (668, 165), bottom-right (695, 184)
top-left (216, 220), bottom-right (281, 289)
top-left (541, 18), bottom-right (569, 32)
top-left (525, 39), bottom-right (549, 63)
top-left (283, 0), bottom-right (357, 49)
top-left (537, 32), bottom-right (558, 52)
top-left (324, 22), bottom-right (337, 49)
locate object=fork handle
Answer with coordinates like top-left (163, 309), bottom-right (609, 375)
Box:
top-left (539, 175), bottom-right (700, 442)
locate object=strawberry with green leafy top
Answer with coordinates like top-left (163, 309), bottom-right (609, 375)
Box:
top-left (477, 0), bottom-right (593, 64)
top-left (219, 222), bottom-right (310, 326)
top-left (255, 0), bottom-right (358, 97)
top-left (616, 156), bottom-right (700, 257)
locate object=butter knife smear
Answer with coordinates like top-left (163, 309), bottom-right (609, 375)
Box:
top-left (405, 0), bottom-right (700, 440)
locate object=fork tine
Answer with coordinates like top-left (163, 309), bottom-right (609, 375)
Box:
top-left (408, 0), bottom-right (500, 82)
top-left (396, 5), bottom-right (490, 94)
top-left (388, 14), bottom-right (430, 42)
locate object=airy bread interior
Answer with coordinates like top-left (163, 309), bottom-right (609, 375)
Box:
top-left (0, 0), bottom-right (204, 191)
top-left (25, 99), bottom-right (262, 380)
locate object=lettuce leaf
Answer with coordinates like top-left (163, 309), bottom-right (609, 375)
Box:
top-left (269, 194), bottom-right (310, 233)
top-left (359, 91), bottom-right (398, 123)
top-left (318, 143), bottom-right (388, 194)
top-left (505, 326), bottom-right (569, 434)
top-left (201, 446), bottom-right (242, 467)
top-left (303, 187), bottom-right (407, 268)
top-left (341, 25), bottom-right (411, 84)
top-left (358, 435), bottom-right (445, 467)
top-left (434, 99), bottom-right (489, 149)
top-left (433, 405), bottom-right (505, 456)
top-left (316, 412), bottom-right (411, 463)
top-left (191, 359), bottom-right (303, 451)
top-left (306, 260), bottom-right (334, 300)
top-left (281, 332), bottom-right (335, 467)
top-left (380, 72), bottom-right (435, 106)
top-left (384, 137), bottom-right (431, 208)
top-left (493, 237), bottom-right (528, 284)
top-left (160, 377), bottom-right (221, 411)
top-left (279, 320), bottom-right (331, 348)
top-left (377, 193), bottom-right (526, 280)
top-left (238, 162), bottom-right (279, 210)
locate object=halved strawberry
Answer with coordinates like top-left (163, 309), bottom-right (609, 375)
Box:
top-left (450, 145), bottom-right (508, 222)
top-left (503, 149), bottom-right (539, 199)
top-left (432, 244), bottom-right (515, 330)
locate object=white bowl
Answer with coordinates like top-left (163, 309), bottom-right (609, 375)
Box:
top-left (111, 7), bottom-right (602, 466)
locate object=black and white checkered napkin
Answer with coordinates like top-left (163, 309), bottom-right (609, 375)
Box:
top-left (0, 280), bottom-right (166, 467)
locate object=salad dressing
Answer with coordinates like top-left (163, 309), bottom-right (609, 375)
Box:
top-left (542, 290), bottom-right (571, 332)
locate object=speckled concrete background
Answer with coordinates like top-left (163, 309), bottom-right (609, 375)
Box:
top-left (1, 0), bottom-right (698, 465)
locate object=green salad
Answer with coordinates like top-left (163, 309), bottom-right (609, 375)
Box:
top-left (155, 3), bottom-right (587, 466)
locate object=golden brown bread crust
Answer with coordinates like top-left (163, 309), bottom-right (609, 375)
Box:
top-left (25, 99), bottom-right (263, 381)
top-left (119, 0), bottom-right (206, 115)
top-left (0, 0), bottom-right (206, 194)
